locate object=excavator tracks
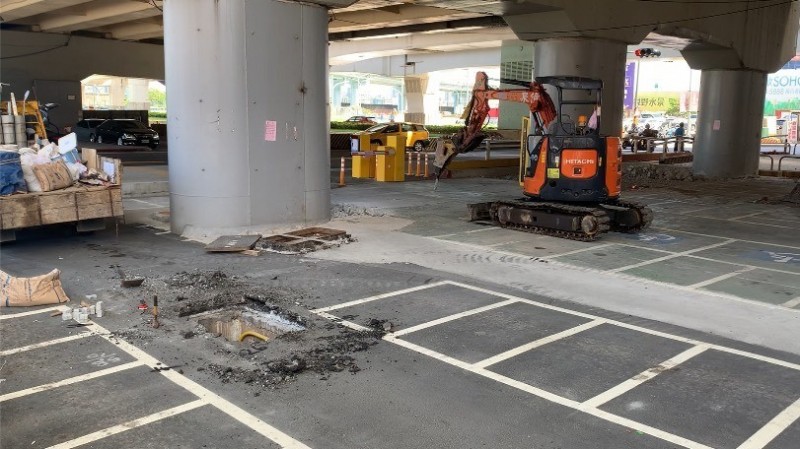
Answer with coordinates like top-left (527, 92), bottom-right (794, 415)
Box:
top-left (468, 198), bottom-right (652, 242)
top-left (601, 199), bottom-right (654, 234)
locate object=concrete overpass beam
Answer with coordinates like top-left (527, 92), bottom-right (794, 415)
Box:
top-left (693, 69), bottom-right (767, 178)
top-left (534, 38), bottom-right (627, 137)
top-left (164, 0), bottom-right (330, 233)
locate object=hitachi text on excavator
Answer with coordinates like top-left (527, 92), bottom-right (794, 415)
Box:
top-left (432, 72), bottom-right (652, 241)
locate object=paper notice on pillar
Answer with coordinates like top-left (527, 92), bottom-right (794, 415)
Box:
top-left (712, 120), bottom-right (721, 131)
top-left (264, 120), bottom-right (277, 142)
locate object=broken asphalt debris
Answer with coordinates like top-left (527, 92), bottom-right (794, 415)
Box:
top-left (107, 269), bottom-right (382, 390)
top-left (118, 267), bottom-right (145, 288)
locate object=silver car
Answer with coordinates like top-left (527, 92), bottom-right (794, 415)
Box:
top-left (73, 118), bottom-right (107, 142)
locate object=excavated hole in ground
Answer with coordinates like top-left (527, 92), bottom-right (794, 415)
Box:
top-left (115, 269), bottom-right (386, 390)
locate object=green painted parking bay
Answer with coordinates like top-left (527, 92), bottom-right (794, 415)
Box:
top-left (552, 244), bottom-right (664, 271)
top-left (702, 269), bottom-right (800, 306)
top-left (692, 240), bottom-right (800, 274)
top-left (604, 228), bottom-right (727, 253)
top-left (621, 256), bottom-right (740, 286)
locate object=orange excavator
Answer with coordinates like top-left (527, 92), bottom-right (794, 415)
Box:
top-left (433, 72), bottom-right (652, 241)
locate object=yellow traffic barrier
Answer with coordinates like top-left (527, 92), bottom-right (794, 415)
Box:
top-left (338, 157), bottom-right (346, 187)
top-left (352, 154), bottom-right (375, 178)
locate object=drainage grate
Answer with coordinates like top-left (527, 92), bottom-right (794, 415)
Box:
top-left (260, 227), bottom-right (351, 253)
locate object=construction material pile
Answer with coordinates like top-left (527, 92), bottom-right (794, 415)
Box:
top-left (0, 132), bottom-right (116, 196)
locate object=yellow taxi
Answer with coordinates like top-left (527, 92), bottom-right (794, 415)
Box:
top-left (351, 122), bottom-right (429, 153)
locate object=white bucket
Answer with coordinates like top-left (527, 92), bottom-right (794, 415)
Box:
top-left (2, 124), bottom-right (15, 144)
top-left (0, 115), bottom-right (14, 124)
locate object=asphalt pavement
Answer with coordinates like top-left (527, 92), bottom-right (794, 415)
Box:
top-left (2, 225), bottom-right (799, 449)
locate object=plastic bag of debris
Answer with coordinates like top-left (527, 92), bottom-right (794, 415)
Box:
top-left (0, 269), bottom-right (70, 307)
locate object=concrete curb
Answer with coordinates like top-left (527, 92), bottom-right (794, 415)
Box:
top-left (123, 181), bottom-right (169, 198)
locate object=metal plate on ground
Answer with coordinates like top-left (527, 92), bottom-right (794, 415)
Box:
top-left (205, 234), bottom-right (262, 252)
top-left (260, 227), bottom-right (350, 253)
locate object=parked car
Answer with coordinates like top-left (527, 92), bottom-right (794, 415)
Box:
top-left (351, 122), bottom-right (429, 152)
top-left (94, 119), bottom-right (160, 149)
top-left (345, 116), bottom-right (377, 125)
top-left (73, 118), bottom-right (107, 142)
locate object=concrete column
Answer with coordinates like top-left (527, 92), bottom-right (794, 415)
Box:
top-left (404, 74), bottom-right (439, 124)
top-left (693, 69), bottom-right (767, 178)
top-left (499, 40), bottom-right (535, 130)
top-left (164, 0), bottom-right (330, 233)
top-left (534, 38), bottom-right (627, 137)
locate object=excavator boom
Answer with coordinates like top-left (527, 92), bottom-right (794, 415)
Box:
top-left (433, 72), bottom-right (557, 177)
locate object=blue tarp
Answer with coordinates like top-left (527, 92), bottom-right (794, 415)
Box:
top-left (0, 151), bottom-right (28, 195)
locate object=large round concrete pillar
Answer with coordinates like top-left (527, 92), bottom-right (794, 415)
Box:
top-left (693, 69), bottom-right (767, 178)
top-left (534, 38), bottom-right (627, 137)
top-left (164, 0), bottom-right (330, 233)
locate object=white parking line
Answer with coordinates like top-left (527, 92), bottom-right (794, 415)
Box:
top-left (580, 344), bottom-right (710, 409)
top-left (384, 335), bottom-right (714, 449)
top-left (329, 280), bottom-right (800, 373)
top-left (128, 198), bottom-right (168, 209)
top-left (735, 220), bottom-right (793, 230)
top-left (736, 397), bottom-right (800, 449)
top-left (586, 408), bottom-right (715, 449)
top-left (607, 239), bottom-right (737, 273)
top-left (385, 335), bottom-right (580, 408)
top-left (315, 282), bottom-right (447, 313)
top-left (688, 267), bottom-right (756, 289)
top-left (781, 297), bottom-right (800, 309)
top-left (313, 311), bottom-right (372, 332)
top-left (654, 227), bottom-right (800, 252)
top-left (46, 399), bottom-right (208, 449)
top-left (0, 361), bottom-right (144, 403)
top-left (91, 322), bottom-right (312, 449)
top-left (430, 227), bottom-right (502, 239)
top-left (0, 332), bottom-right (95, 356)
top-left (0, 306), bottom-right (63, 320)
top-left (729, 212), bottom-right (766, 221)
top-left (391, 299), bottom-right (519, 337)
top-left (540, 243), bottom-right (617, 260)
top-left (474, 320), bottom-right (605, 369)
top-left (686, 255), bottom-right (800, 277)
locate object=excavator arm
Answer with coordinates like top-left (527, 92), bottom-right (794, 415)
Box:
top-left (433, 71), bottom-right (558, 178)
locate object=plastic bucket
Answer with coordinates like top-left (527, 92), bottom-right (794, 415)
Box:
top-left (2, 123), bottom-right (15, 144)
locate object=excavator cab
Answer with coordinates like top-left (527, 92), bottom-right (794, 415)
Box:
top-left (524, 77), bottom-right (621, 204)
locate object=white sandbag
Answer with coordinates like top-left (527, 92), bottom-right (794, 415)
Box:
top-left (19, 153), bottom-right (42, 192)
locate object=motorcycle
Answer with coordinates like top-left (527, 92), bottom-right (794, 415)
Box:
top-left (39, 102), bottom-right (66, 141)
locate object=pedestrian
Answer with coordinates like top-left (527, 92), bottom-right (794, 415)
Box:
top-left (674, 122), bottom-right (685, 152)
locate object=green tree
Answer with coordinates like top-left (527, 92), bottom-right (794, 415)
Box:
top-left (666, 98), bottom-right (680, 116)
top-left (148, 88), bottom-right (166, 110)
